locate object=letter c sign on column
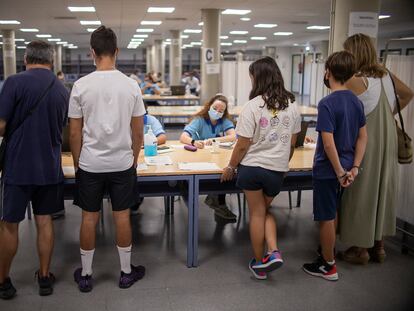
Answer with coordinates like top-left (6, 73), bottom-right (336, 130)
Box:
top-left (204, 48), bottom-right (214, 63)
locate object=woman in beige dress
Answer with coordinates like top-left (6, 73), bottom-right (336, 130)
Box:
top-left (338, 33), bottom-right (413, 264)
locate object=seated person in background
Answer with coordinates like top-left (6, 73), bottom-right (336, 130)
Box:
top-left (182, 71), bottom-right (201, 95)
top-left (130, 109), bottom-right (167, 215)
top-left (140, 72), bottom-right (161, 95)
top-left (129, 70), bottom-right (141, 84)
top-left (180, 94), bottom-right (237, 223)
top-left (57, 71), bottom-right (65, 81)
top-left (144, 113), bottom-right (166, 145)
top-left (155, 72), bottom-right (167, 88)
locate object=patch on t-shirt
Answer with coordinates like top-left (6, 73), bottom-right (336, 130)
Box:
top-left (260, 117), bottom-right (269, 128)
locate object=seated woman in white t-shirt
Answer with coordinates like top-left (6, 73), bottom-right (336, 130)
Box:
top-left (221, 57), bottom-right (301, 280)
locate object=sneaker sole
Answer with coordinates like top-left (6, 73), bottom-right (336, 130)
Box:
top-left (302, 267), bottom-right (338, 281)
top-left (39, 287), bottom-right (53, 296)
top-left (0, 289), bottom-right (17, 300)
top-left (254, 259), bottom-right (284, 273)
top-left (248, 265), bottom-right (267, 280)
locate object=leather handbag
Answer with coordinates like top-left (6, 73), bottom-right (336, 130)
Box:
top-left (0, 77), bottom-right (56, 172)
top-left (388, 71), bottom-right (413, 164)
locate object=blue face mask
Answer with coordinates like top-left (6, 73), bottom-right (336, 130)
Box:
top-left (208, 107), bottom-right (224, 120)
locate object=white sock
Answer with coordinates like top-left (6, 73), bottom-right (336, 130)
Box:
top-left (117, 245), bottom-right (132, 274)
top-left (80, 248), bottom-right (95, 276)
top-left (327, 260), bottom-right (335, 265)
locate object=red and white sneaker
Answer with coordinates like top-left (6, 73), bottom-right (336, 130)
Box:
top-left (303, 257), bottom-right (338, 281)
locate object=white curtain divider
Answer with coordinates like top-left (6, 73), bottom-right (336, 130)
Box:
top-left (221, 61), bottom-right (237, 105)
top-left (236, 61), bottom-right (253, 106)
top-left (386, 55), bottom-right (414, 225)
top-left (310, 62), bottom-right (327, 107)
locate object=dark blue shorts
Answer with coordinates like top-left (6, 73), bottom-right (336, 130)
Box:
top-left (0, 183), bottom-right (64, 223)
top-left (313, 178), bottom-right (342, 221)
top-left (236, 165), bottom-right (284, 197)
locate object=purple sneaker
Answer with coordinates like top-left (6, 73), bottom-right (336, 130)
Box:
top-left (73, 268), bottom-right (93, 293)
top-left (253, 250), bottom-right (284, 273)
top-left (249, 259), bottom-right (267, 280)
top-left (119, 265), bottom-right (145, 289)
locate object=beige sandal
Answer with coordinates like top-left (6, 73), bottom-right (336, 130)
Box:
top-left (340, 247), bottom-right (370, 265)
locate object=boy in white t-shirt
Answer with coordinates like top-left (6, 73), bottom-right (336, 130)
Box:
top-left (69, 26), bottom-right (146, 292)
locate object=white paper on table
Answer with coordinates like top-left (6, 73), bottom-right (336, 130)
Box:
top-left (137, 163), bottom-right (148, 171)
top-left (62, 166), bottom-right (75, 176)
top-left (170, 144), bottom-right (185, 149)
top-left (178, 162), bottom-right (220, 171)
top-left (158, 148), bottom-right (174, 154)
top-left (145, 156), bottom-right (173, 166)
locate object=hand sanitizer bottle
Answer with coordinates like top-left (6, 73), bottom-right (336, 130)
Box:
top-left (144, 125), bottom-right (158, 156)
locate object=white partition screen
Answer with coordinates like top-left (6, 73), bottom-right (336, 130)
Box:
top-left (221, 61), bottom-right (237, 104)
top-left (386, 55), bottom-right (414, 224)
top-left (236, 61), bottom-right (253, 106)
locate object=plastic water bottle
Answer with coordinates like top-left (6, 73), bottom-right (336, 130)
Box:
top-left (144, 126), bottom-right (158, 156)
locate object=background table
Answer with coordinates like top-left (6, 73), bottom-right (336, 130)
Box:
top-left (147, 105), bottom-right (318, 126)
top-left (142, 94), bottom-right (200, 106)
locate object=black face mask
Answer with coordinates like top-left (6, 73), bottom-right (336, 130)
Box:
top-left (323, 73), bottom-right (331, 89)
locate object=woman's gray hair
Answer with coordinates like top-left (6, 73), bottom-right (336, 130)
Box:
top-left (25, 40), bottom-right (54, 65)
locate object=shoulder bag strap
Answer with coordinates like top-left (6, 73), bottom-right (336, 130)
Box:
top-left (5, 76), bottom-right (56, 141)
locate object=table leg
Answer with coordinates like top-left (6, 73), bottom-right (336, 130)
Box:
top-left (187, 176), bottom-right (194, 267)
top-left (192, 175), bottom-right (200, 267)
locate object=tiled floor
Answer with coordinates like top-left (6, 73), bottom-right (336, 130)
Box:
top-left (1, 190), bottom-right (413, 311)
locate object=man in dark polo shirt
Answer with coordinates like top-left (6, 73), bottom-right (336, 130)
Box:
top-left (0, 41), bottom-right (69, 299)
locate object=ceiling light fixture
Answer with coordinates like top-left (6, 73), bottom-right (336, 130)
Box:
top-left (234, 40), bottom-right (247, 43)
top-left (68, 6), bottom-right (96, 12)
top-left (20, 28), bottom-right (39, 32)
top-left (87, 28), bottom-right (97, 32)
top-left (222, 9), bottom-right (251, 15)
top-left (254, 24), bottom-right (277, 28)
top-left (306, 25), bottom-right (330, 30)
top-left (136, 28), bottom-right (154, 32)
top-left (240, 17), bottom-right (251, 21)
top-left (141, 21), bottom-right (162, 25)
top-left (57, 41), bottom-right (68, 45)
top-left (379, 15), bottom-right (391, 19)
top-left (80, 20), bottom-right (101, 25)
top-left (134, 34), bottom-right (149, 38)
top-left (220, 36), bottom-right (229, 39)
top-left (274, 32), bottom-right (293, 36)
top-left (198, 22), bottom-right (204, 26)
top-left (221, 42), bottom-right (233, 46)
top-left (147, 7), bottom-right (175, 13)
top-left (14, 38), bottom-right (25, 41)
top-left (181, 35), bottom-right (189, 38)
top-left (230, 30), bottom-right (248, 35)
top-left (48, 38), bottom-right (61, 42)
top-left (0, 20), bottom-right (21, 24)
top-left (36, 34), bottom-right (52, 38)
top-left (184, 29), bottom-right (202, 33)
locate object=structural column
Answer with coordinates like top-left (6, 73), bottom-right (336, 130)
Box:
top-left (201, 9), bottom-right (221, 102)
top-left (1, 29), bottom-right (16, 78)
top-left (169, 30), bottom-right (182, 85)
top-left (146, 45), bottom-right (153, 73)
top-left (154, 39), bottom-right (165, 78)
top-left (54, 44), bottom-right (62, 73)
top-left (329, 0), bottom-right (381, 53)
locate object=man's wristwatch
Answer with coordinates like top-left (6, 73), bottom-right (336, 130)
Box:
top-left (191, 139), bottom-right (195, 146)
top-left (225, 165), bottom-right (236, 173)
